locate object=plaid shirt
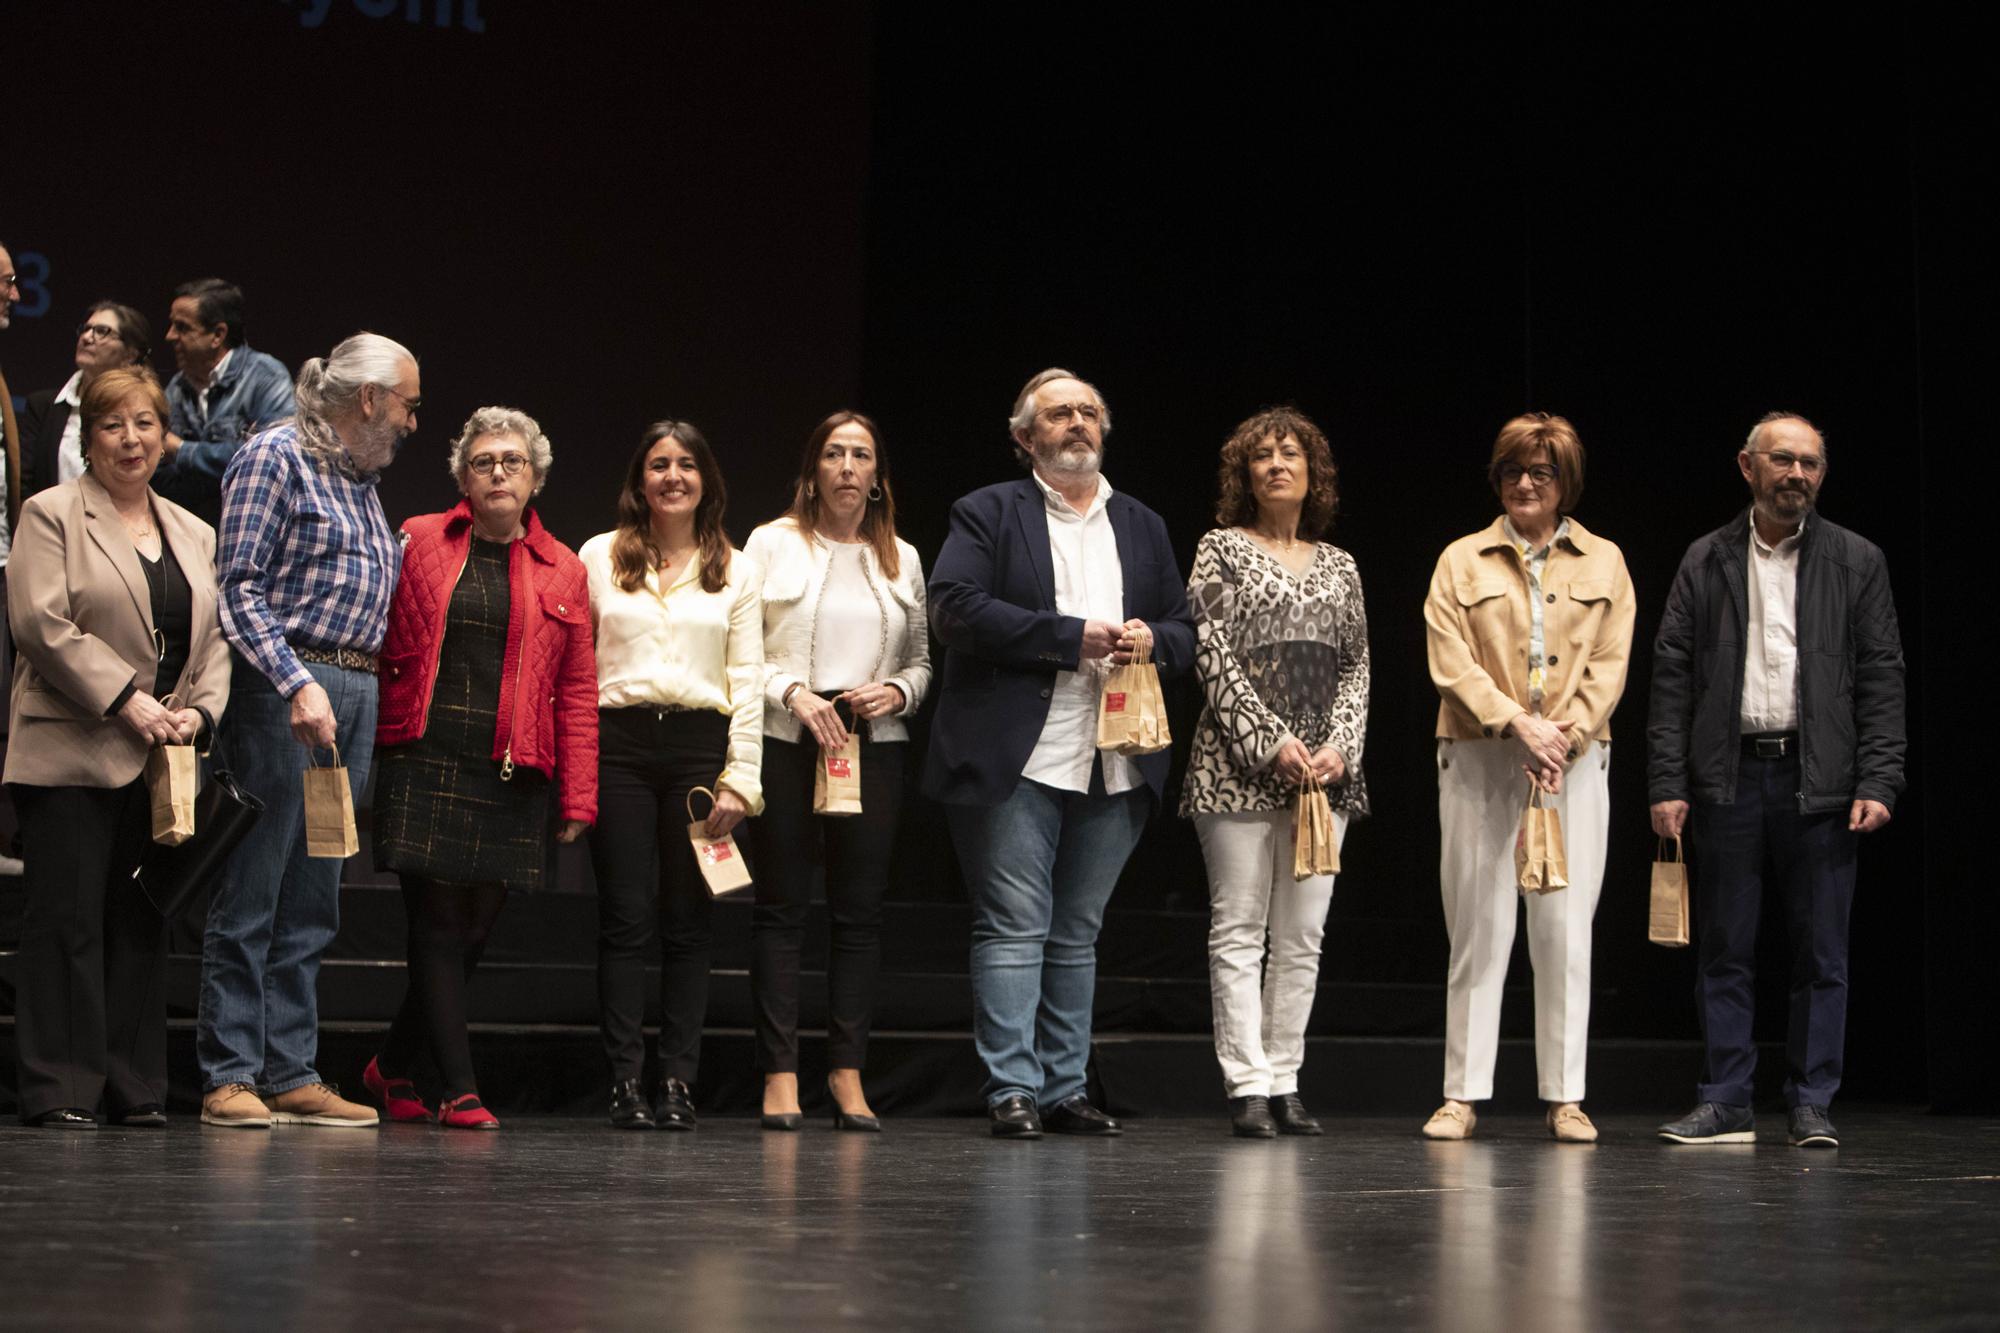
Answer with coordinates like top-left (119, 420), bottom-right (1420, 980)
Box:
top-left (218, 423), bottom-right (401, 697)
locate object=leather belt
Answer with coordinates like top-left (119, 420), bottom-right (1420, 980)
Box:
top-left (296, 645), bottom-right (379, 675)
top-left (1742, 731), bottom-right (1797, 759)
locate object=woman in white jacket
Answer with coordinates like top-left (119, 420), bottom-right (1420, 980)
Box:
top-left (744, 411), bottom-right (930, 1132)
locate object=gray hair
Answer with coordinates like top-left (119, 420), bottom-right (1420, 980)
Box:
top-left (1007, 366), bottom-right (1111, 467)
top-left (293, 331), bottom-right (417, 468)
top-left (1745, 410), bottom-right (1826, 455)
top-left (449, 405), bottom-right (553, 497)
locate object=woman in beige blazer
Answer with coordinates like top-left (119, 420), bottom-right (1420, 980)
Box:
top-left (5, 367), bottom-right (231, 1127)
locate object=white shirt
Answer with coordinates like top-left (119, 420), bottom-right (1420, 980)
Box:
top-left (1740, 518), bottom-right (1802, 733)
top-left (579, 532), bottom-right (766, 812)
top-left (1021, 470), bottom-right (1139, 795)
top-left (55, 372), bottom-right (86, 487)
top-left (810, 542), bottom-right (884, 692)
top-left (187, 349), bottom-right (233, 430)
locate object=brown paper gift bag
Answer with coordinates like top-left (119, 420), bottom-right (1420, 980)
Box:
top-left (1096, 627), bottom-right (1171, 756)
top-left (303, 742), bottom-right (360, 859)
top-left (146, 743), bottom-right (198, 846)
top-left (813, 732), bottom-right (864, 816)
top-left (1292, 781), bottom-right (1341, 880)
top-left (1514, 782), bottom-right (1569, 895)
top-left (1649, 836), bottom-right (1691, 947)
top-left (686, 786), bottom-right (753, 896)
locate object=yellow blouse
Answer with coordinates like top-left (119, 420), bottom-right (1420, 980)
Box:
top-left (579, 532), bottom-right (764, 813)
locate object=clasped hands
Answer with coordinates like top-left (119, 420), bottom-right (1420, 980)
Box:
top-left (1081, 618), bottom-right (1150, 666)
top-left (1273, 736), bottom-right (1345, 787)
top-left (789, 681), bottom-right (908, 752)
top-left (1511, 712), bottom-right (1572, 795)
top-left (117, 690), bottom-right (202, 747)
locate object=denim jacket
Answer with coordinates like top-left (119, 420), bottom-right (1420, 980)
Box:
top-left (155, 344), bottom-right (295, 525)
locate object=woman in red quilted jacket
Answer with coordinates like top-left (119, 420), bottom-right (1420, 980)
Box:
top-left (360, 406), bottom-right (598, 1129)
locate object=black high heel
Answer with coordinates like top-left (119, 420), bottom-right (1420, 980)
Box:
top-left (761, 1110), bottom-right (803, 1131)
top-left (828, 1077), bottom-right (881, 1133)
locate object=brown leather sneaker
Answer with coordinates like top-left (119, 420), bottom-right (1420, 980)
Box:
top-left (266, 1083), bottom-right (379, 1128)
top-left (201, 1083), bottom-right (273, 1129)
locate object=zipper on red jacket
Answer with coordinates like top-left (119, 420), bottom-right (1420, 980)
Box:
top-left (499, 545), bottom-right (532, 781)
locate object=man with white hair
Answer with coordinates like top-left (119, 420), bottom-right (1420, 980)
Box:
top-left (925, 367), bottom-right (1195, 1138)
top-left (196, 332), bottom-right (420, 1128)
top-left (1649, 412), bottom-right (1905, 1149)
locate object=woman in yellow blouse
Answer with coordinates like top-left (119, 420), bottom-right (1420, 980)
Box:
top-left (580, 420), bottom-right (763, 1130)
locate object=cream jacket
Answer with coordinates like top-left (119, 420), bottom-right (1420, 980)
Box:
top-left (1424, 514), bottom-right (1635, 748)
top-left (5, 473), bottom-right (232, 788)
top-left (742, 517), bottom-right (930, 743)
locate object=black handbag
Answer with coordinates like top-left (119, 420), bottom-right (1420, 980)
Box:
top-left (132, 764), bottom-right (265, 919)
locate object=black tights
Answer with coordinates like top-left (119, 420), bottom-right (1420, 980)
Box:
top-left (378, 874), bottom-right (509, 1097)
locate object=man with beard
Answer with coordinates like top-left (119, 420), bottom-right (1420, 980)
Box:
top-left (1649, 412), bottom-right (1905, 1149)
top-left (196, 332), bottom-right (419, 1129)
top-left (925, 367), bottom-right (1196, 1138)
top-left (155, 278), bottom-right (295, 526)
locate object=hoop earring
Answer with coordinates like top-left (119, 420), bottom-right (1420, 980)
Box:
top-left (868, 484), bottom-right (883, 502)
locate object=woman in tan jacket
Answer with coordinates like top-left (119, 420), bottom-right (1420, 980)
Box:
top-left (4, 367), bottom-right (231, 1127)
top-left (1419, 413), bottom-right (1634, 1144)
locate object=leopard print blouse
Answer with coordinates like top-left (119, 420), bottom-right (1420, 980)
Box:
top-left (1178, 527), bottom-right (1371, 818)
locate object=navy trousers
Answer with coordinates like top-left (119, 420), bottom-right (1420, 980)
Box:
top-left (1691, 749), bottom-right (1858, 1109)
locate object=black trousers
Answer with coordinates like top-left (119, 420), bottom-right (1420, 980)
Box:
top-left (9, 781), bottom-right (167, 1120)
top-left (749, 735), bottom-right (906, 1072)
top-left (591, 707), bottom-right (732, 1086)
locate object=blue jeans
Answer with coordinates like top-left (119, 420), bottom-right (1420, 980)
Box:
top-left (197, 660), bottom-right (378, 1095)
top-left (950, 778), bottom-right (1150, 1108)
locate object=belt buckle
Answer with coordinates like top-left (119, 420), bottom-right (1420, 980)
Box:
top-left (1755, 736), bottom-right (1788, 759)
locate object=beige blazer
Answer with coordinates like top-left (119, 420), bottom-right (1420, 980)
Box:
top-left (4, 472), bottom-right (232, 788)
top-left (1424, 514), bottom-right (1636, 749)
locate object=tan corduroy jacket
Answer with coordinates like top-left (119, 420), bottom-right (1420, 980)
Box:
top-left (5, 472), bottom-right (231, 788)
top-left (1424, 515), bottom-right (1636, 750)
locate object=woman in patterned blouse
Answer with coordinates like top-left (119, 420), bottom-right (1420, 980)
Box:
top-left (1419, 413), bottom-right (1635, 1145)
top-left (1182, 407), bottom-right (1369, 1139)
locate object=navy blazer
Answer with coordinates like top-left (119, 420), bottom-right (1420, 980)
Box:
top-left (922, 477), bottom-right (1196, 807)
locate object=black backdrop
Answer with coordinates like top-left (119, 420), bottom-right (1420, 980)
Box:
top-left (4, 4), bottom-right (1992, 1109)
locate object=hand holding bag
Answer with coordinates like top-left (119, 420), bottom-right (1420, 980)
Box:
top-left (145, 693), bottom-right (198, 846)
top-left (1515, 781), bottom-right (1570, 895)
top-left (1649, 836), bottom-right (1691, 947)
top-left (1096, 626), bottom-right (1171, 756)
top-left (134, 724), bottom-right (266, 920)
top-left (303, 742), bottom-right (359, 859)
top-left (687, 785), bottom-right (753, 895)
top-left (1292, 780), bottom-right (1341, 880)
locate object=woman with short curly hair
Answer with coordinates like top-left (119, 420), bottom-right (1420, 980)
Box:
top-left (1182, 406), bottom-right (1370, 1138)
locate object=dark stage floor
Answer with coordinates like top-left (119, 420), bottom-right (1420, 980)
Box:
top-left (0, 1112), bottom-right (1993, 1331)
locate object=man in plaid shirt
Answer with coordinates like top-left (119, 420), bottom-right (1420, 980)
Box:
top-left (196, 332), bottom-right (419, 1129)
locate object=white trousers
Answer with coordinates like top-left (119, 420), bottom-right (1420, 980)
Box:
top-left (1437, 738), bottom-right (1609, 1104)
top-left (1194, 807), bottom-right (1349, 1098)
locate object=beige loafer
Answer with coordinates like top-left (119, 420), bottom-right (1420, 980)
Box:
top-left (1548, 1102), bottom-right (1599, 1143)
top-left (1421, 1100), bottom-right (1477, 1140)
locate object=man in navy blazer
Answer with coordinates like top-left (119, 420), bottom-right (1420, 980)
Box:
top-left (925, 367), bottom-right (1195, 1138)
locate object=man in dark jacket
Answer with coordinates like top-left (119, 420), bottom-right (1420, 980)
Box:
top-left (1648, 412), bottom-right (1905, 1149)
top-left (925, 367), bottom-right (1195, 1139)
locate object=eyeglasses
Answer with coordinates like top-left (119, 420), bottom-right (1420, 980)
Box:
top-left (467, 453), bottom-right (530, 477)
top-left (1499, 463), bottom-right (1558, 486)
top-left (1039, 403), bottom-right (1103, 426)
top-left (379, 386), bottom-right (422, 414)
top-left (1747, 448), bottom-right (1824, 477)
top-left (77, 322), bottom-right (125, 343)
top-left (0, 273), bottom-right (20, 293)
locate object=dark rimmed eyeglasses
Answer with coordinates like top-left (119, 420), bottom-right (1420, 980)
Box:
top-left (1499, 463), bottom-right (1558, 486)
top-left (77, 321), bottom-right (125, 343)
top-left (467, 453), bottom-right (531, 477)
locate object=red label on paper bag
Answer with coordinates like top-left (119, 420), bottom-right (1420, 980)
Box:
top-left (702, 841), bottom-right (734, 864)
top-left (1105, 692), bottom-right (1127, 713)
top-left (826, 757), bottom-right (852, 778)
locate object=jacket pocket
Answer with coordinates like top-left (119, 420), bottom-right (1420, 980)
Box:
top-left (16, 684), bottom-right (95, 721)
top-left (1563, 578), bottom-right (1615, 644)
top-left (1454, 578), bottom-right (1512, 649)
top-left (540, 589), bottom-right (588, 625)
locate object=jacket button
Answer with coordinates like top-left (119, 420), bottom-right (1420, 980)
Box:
top-left (1547, 593), bottom-right (1556, 603)
top-left (1040, 687), bottom-right (1053, 699)
top-left (558, 604), bottom-right (567, 614)
top-left (1548, 654), bottom-right (1559, 665)
top-left (1482, 726), bottom-right (1493, 737)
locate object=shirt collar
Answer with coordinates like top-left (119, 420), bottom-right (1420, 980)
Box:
top-left (1502, 514), bottom-right (1571, 557)
top-left (56, 371), bottom-right (84, 407)
top-left (1032, 468), bottom-right (1112, 521)
top-left (1750, 512), bottom-right (1806, 556)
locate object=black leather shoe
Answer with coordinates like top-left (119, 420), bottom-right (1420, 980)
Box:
top-left (655, 1078), bottom-right (698, 1131)
top-left (29, 1108), bottom-right (97, 1129)
top-left (1657, 1100), bottom-right (1754, 1144)
top-left (1270, 1093), bottom-right (1323, 1136)
top-left (1043, 1094), bottom-right (1122, 1136)
top-left (1788, 1104), bottom-right (1840, 1149)
top-left (609, 1079), bottom-right (655, 1130)
top-left (1230, 1095), bottom-right (1277, 1139)
top-left (988, 1093), bottom-right (1042, 1139)
top-left (113, 1104), bottom-right (169, 1129)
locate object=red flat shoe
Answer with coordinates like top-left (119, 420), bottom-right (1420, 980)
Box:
top-left (363, 1056), bottom-right (431, 1123)
top-left (437, 1093), bottom-right (500, 1130)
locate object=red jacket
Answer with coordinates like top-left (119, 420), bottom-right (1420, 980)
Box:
top-left (377, 503), bottom-right (598, 825)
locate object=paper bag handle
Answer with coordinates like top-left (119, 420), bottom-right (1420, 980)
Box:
top-left (307, 741), bottom-right (343, 770)
top-left (687, 785), bottom-right (720, 825)
top-left (1655, 835), bottom-right (1684, 863)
